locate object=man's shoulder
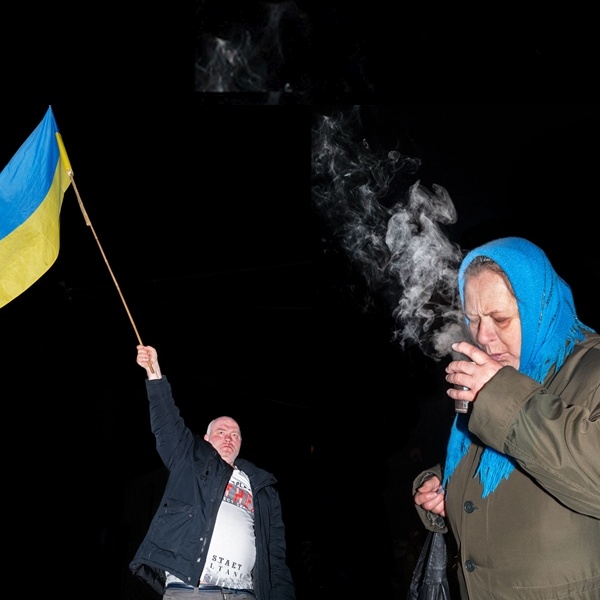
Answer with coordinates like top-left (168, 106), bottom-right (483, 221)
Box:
top-left (235, 457), bottom-right (260, 474)
top-left (236, 458), bottom-right (276, 484)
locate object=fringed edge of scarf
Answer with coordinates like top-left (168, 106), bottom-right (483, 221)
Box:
top-left (528, 321), bottom-right (591, 384)
top-left (442, 414), bottom-right (516, 498)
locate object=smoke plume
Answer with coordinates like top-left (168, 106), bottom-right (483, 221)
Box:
top-left (311, 107), bottom-right (468, 360)
top-left (195, 1), bottom-right (310, 104)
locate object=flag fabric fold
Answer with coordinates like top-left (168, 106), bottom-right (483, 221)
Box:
top-left (0, 106), bottom-right (72, 308)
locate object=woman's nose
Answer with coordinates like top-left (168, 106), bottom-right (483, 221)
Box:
top-left (476, 319), bottom-right (495, 345)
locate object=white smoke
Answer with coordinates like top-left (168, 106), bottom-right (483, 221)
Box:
top-left (312, 107), bottom-right (468, 360)
top-left (197, 33), bottom-right (264, 93)
top-left (195, 1), bottom-right (310, 102)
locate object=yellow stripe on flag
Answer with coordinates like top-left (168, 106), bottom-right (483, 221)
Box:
top-left (0, 106), bottom-right (72, 308)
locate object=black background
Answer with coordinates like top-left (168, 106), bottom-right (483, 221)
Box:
top-left (2, 101), bottom-right (599, 598)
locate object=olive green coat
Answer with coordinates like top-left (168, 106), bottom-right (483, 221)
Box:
top-left (414, 333), bottom-right (600, 599)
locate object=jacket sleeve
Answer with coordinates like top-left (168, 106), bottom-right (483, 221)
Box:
top-left (146, 375), bottom-right (196, 470)
top-left (265, 487), bottom-right (296, 600)
top-left (469, 366), bottom-right (600, 518)
top-left (411, 465), bottom-right (448, 533)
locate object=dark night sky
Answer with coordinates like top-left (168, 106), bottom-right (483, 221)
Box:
top-left (194, 2), bottom-right (599, 102)
top-left (2, 102), bottom-right (599, 598)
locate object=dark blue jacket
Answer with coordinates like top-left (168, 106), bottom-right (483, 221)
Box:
top-left (129, 376), bottom-right (296, 600)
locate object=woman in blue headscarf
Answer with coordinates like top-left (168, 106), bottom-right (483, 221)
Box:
top-left (412, 237), bottom-right (600, 600)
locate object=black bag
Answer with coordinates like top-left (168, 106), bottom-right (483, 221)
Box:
top-left (406, 531), bottom-right (451, 600)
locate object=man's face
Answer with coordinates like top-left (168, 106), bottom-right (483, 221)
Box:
top-left (204, 416), bottom-right (242, 466)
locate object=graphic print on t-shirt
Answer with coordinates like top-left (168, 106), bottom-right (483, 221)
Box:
top-left (223, 473), bottom-right (254, 516)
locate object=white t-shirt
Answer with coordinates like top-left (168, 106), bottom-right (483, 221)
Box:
top-left (166, 467), bottom-right (256, 590)
top-left (200, 468), bottom-right (256, 588)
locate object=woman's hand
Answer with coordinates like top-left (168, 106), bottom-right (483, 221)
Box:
top-left (445, 341), bottom-right (504, 404)
top-left (414, 475), bottom-right (446, 517)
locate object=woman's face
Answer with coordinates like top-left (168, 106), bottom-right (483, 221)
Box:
top-left (464, 269), bottom-right (521, 370)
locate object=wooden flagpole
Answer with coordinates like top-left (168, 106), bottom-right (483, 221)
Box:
top-left (56, 133), bottom-right (154, 373)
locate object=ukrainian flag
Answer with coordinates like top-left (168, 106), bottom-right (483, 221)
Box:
top-left (0, 106), bottom-right (72, 309)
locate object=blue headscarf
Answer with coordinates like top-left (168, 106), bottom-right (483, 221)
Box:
top-left (442, 237), bottom-right (594, 497)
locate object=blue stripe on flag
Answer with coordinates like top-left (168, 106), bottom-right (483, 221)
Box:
top-left (0, 106), bottom-right (72, 308)
top-left (0, 108), bottom-right (61, 239)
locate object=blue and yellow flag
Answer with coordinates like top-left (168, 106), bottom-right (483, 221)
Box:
top-left (0, 106), bottom-right (72, 309)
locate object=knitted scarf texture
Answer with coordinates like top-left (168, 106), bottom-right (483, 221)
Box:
top-left (442, 237), bottom-right (594, 498)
